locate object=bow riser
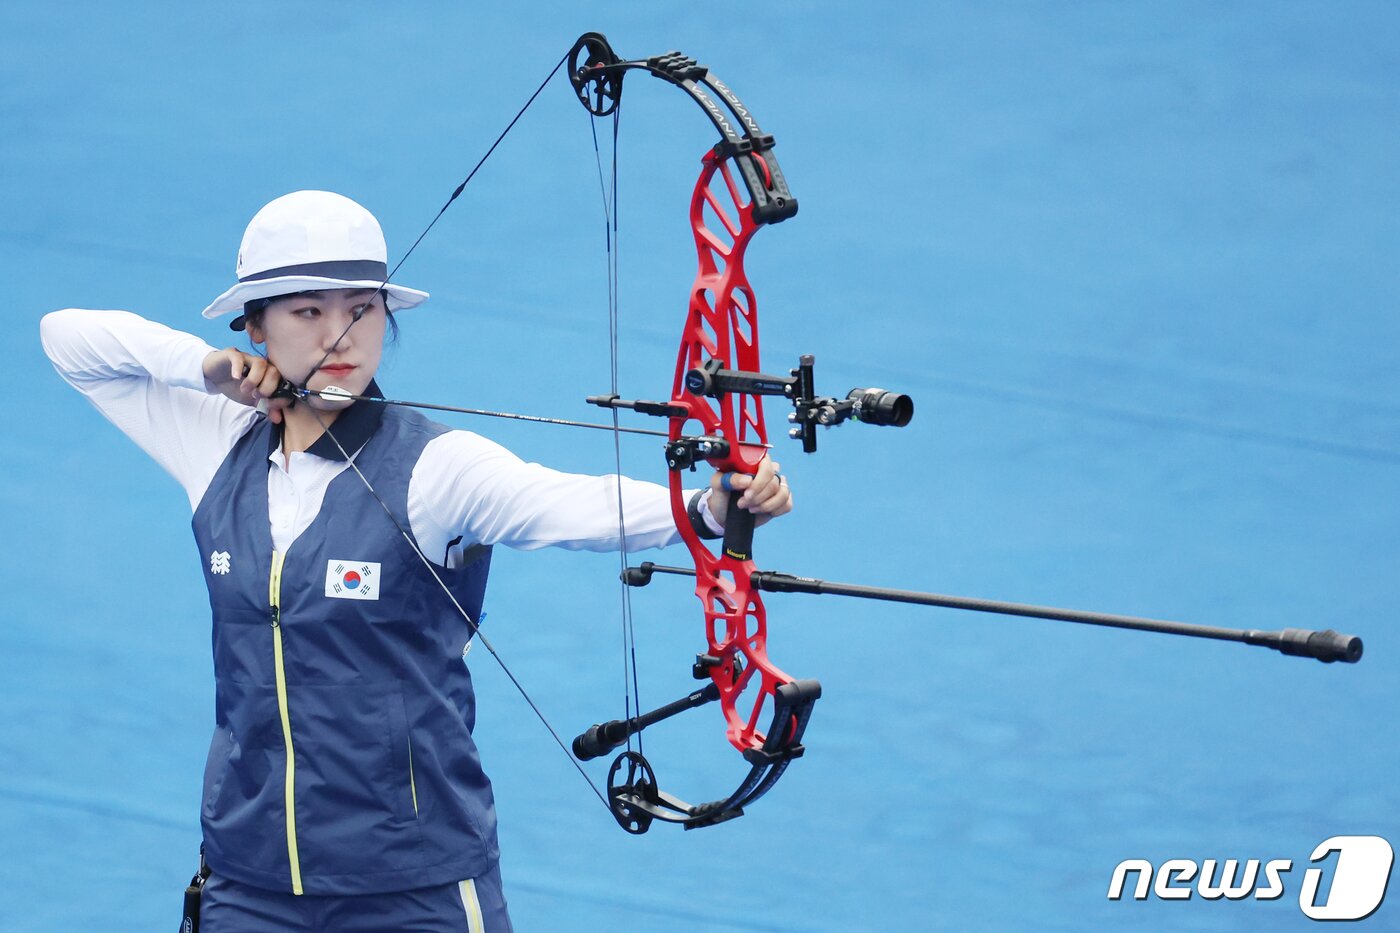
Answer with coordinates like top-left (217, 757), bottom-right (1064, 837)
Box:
top-left (667, 148), bottom-right (800, 756)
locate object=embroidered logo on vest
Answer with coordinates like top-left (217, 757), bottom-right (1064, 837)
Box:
top-left (325, 560), bottom-right (381, 600)
top-left (209, 550), bottom-right (231, 575)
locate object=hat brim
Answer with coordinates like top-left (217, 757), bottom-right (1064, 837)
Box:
top-left (201, 276), bottom-right (429, 319)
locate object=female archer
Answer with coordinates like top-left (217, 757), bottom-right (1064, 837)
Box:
top-left (40, 189), bottom-right (791, 932)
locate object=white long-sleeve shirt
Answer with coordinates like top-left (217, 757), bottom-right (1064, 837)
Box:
top-left (40, 309), bottom-right (716, 564)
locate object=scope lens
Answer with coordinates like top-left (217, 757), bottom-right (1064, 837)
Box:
top-left (847, 388), bottom-right (914, 427)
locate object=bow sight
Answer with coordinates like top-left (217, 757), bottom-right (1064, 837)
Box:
top-left (591, 353), bottom-right (915, 455)
top-left (680, 355), bottom-right (915, 449)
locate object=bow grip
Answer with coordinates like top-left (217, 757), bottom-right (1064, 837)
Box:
top-left (723, 491), bottom-right (756, 562)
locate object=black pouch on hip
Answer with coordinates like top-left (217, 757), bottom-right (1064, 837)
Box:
top-left (179, 846), bottom-right (211, 933)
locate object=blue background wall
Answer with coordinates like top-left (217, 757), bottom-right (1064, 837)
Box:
top-left (4, 2), bottom-right (1396, 929)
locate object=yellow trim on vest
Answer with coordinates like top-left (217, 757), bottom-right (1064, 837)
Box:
top-left (408, 735), bottom-right (419, 816)
top-left (269, 550), bottom-right (304, 895)
top-left (459, 878), bottom-right (486, 933)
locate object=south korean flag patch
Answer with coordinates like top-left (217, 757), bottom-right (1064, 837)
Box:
top-left (325, 560), bottom-right (381, 600)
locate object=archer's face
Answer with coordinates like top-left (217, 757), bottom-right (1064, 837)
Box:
top-left (250, 289), bottom-right (386, 404)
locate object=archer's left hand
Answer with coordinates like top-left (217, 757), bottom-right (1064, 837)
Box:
top-left (708, 458), bottom-right (793, 529)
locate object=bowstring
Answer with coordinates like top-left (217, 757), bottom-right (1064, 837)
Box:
top-left (300, 403), bottom-right (609, 811)
top-left (298, 50), bottom-right (571, 389)
top-left (589, 100), bottom-right (645, 762)
top-left (274, 48), bottom-right (615, 813)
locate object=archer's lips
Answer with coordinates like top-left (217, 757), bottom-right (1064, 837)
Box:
top-left (320, 365), bottom-right (357, 377)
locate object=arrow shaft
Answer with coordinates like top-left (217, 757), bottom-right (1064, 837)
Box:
top-left (303, 389), bottom-right (670, 437)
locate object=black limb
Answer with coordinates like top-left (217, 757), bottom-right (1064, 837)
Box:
top-left (567, 33), bottom-right (797, 225)
top-left (622, 563), bottom-right (1363, 664)
top-left (601, 677), bottom-right (821, 832)
top-left (604, 750), bottom-right (745, 834)
top-left (568, 33), bottom-right (623, 116)
top-left (573, 682), bottom-right (722, 761)
top-left (641, 46), bottom-right (799, 225)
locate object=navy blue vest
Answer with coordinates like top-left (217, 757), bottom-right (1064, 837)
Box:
top-left (191, 398), bottom-right (497, 895)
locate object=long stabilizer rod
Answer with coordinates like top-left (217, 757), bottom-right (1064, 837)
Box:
top-left (621, 563), bottom-right (1362, 664)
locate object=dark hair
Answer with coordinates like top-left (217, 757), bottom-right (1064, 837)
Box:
top-left (236, 290), bottom-right (399, 343)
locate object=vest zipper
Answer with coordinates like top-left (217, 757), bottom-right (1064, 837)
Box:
top-left (268, 549), bottom-right (304, 895)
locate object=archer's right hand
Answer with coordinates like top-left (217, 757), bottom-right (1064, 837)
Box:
top-left (202, 348), bottom-right (294, 424)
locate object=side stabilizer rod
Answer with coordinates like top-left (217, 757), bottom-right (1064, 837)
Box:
top-left (621, 563), bottom-right (1363, 664)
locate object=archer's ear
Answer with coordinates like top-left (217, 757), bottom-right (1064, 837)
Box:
top-left (246, 322), bottom-right (266, 345)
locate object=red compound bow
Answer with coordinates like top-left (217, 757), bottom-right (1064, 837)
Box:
top-left (563, 34), bottom-right (852, 831)
top-left (278, 31), bottom-right (1356, 838)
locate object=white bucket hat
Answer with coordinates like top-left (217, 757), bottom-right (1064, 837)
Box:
top-left (202, 190), bottom-right (429, 330)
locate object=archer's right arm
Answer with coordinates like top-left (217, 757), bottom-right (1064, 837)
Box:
top-left (40, 308), bottom-right (260, 510)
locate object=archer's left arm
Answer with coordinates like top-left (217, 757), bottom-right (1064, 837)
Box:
top-left (408, 429), bottom-right (723, 557)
